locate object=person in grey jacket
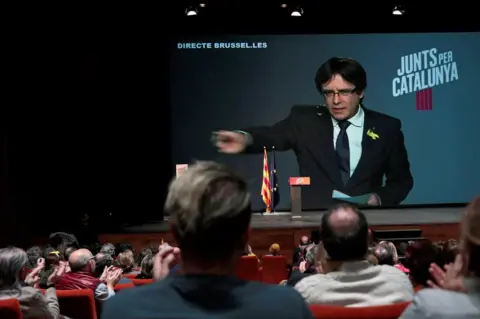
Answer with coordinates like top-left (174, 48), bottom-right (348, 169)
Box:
top-left (0, 247), bottom-right (63, 318)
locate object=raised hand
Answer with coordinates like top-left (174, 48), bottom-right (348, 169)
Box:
top-left (153, 244), bottom-right (181, 282)
top-left (213, 131), bottom-right (248, 154)
top-left (427, 255), bottom-right (467, 292)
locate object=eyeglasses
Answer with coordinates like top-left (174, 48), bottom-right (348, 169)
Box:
top-left (322, 88), bottom-right (357, 98)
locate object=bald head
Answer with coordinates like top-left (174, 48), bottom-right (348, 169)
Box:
top-left (320, 204), bottom-right (368, 261)
top-left (69, 248), bottom-right (94, 272)
top-left (300, 236), bottom-right (309, 246)
top-left (327, 207), bottom-right (360, 235)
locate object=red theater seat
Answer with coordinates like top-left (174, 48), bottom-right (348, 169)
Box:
top-left (309, 302), bottom-right (410, 319)
top-left (56, 289), bottom-right (97, 319)
top-left (235, 256), bottom-right (261, 281)
top-left (0, 298), bottom-right (22, 319)
top-left (261, 255), bottom-right (288, 284)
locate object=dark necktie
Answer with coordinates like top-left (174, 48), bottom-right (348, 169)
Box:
top-left (336, 121), bottom-right (351, 185)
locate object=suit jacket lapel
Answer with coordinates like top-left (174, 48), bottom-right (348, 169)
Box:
top-left (307, 107), bottom-right (343, 187)
top-left (347, 108), bottom-right (378, 187)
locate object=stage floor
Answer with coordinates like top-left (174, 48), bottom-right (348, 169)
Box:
top-left (119, 207), bottom-right (464, 234)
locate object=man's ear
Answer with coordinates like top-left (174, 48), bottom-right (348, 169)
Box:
top-left (357, 90), bottom-right (365, 99)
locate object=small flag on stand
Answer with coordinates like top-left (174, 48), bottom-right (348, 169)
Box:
top-left (261, 147), bottom-right (272, 213)
top-left (270, 147), bottom-right (280, 212)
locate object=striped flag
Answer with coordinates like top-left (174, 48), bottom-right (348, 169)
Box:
top-left (270, 147), bottom-right (280, 212)
top-left (261, 147), bottom-right (272, 213)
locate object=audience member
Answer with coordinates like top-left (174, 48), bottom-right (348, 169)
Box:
top-left (56, 248), bottom-right (122, 301)
top-left (100, 243), bottom-right (116, 258)
top-left (135, 254), bottom-right (154, 279)
top-left (102, 161), bottom-right (313, 319)
top-left (295, 203), bottom-right (414, 306)
top-left (115, 249), bottom-right (138, 274)
top-left (405, 240), bottom-right (441, 289)
top-left (0, 247), bottom-right (62, 318)
top-left (400, 196), bottom-right (480, 318)
top-left (268, 243), bottom-right (282, 256)
top-left (374, 244), bottom-right (395, 266)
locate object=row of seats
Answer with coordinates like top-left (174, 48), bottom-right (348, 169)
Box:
top-left (0, 293), bottom-right (412, 319)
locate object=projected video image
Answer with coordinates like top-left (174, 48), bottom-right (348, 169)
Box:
top-left (170, 33), bottom-right (480, 211)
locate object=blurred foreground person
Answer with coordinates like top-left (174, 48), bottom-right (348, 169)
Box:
top-left (102, 161), bottom-right (313, 319)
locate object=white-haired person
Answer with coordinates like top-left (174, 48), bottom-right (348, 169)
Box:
top-left (0, 246), bottom-right (65, 318)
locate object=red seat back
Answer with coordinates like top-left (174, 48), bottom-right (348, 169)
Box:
top-left (309, 302), bottom-right (410, 319)
top-left (261, 255), bottom-right (288, 284)
top-left (0, 298), bottom-right (22, 319)
top-left (56, 289), bottom-right (97, 319)
top-left (235, 256), bottom-right (261, 281)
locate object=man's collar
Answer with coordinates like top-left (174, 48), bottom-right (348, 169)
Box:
top-left (331, 105), bottom-right (364, 127)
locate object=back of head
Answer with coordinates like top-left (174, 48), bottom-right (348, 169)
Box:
top-left (166, 161), bottom-right (251, 262)
top-left (25, 246), bottom-right (42, 269)
top-left (69, 248), bottom-right (94, 272)
top-left (64, 246), bottom-right (78, 261)
top-left (140, 254), bottom-right (154, 278)
top-left (374, 244), bottom-right (395, 266)
top-left (95, 253), bottom-right (113, 275)
top-left (117, 250), bottom-right (135, 272)
top-left (406, 240), bottom-right (440, 286)
top-left (320, 203), bottom-right (369, 261)
top-left (100, 243), bottom-right (115, 257)
top-left (462, 196), bottom-right (480, 276)
top-left (0, 247), bottom-right (28, 289)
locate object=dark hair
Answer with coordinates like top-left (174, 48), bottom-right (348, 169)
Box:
top-left (315, 57), bottom-right (367, 96)
top-left (94, 253), bottom-right (114, 276)
top-left (25, 246), bottom-right (43, 269)
top-left (406, 240), bottom-right (442, 286)
top-left (320, 203), bottom-right (369, 261)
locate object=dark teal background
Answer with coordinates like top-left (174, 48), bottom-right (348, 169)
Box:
top-left (170, 33), bottom-right (480, 210)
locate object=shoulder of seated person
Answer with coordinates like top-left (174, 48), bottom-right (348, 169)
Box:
top-left (412, 288), bottom-right (475, 313)
top-left (293, 273), bottom-right (327, 288)
top-left (18, 286), bottom-right (43, 300)
top-left (378, 264), bottom-right (409, 275)
top-left (260, 283), bottom-right (308, 300)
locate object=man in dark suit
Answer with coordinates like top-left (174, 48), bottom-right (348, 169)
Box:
top-left (213, 57), bottom-right (413, 209)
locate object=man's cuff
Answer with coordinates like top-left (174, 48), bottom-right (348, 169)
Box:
top-left (235, 130), bottom-right (253, 145)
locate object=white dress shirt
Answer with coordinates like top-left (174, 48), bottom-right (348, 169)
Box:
top-left (332, 106), bottom-right (365, 177)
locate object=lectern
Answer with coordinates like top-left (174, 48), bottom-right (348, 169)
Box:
top-left (289, 177), bottom-right (310, 216)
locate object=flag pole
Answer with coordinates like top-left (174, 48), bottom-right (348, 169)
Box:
top-left (272, 146), bottom-right (276, 213)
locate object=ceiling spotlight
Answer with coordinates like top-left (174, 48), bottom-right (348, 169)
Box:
top-left (291, 6), bottom-right (304, 17)
top-left (392, 5), bottom-right (405, 15)
top-left (185, 6), bottom-right (198, 16)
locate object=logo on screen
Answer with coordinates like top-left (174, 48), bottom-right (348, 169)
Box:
top-left (392, 48), bottom-right (459, 110)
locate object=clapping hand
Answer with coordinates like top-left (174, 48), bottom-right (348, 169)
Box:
top-left (153, 244), bottom-right (181, 282)
top-left (24, 258), bottom-right (46, 286)
top-left (47, 262), bottom-right (67, 286)
top-left (427, 255), bottom-right (467, 293)
top-left (105, 267), bottom-right (123, 287)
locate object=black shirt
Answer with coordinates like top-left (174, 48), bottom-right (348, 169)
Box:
top-left (102, 274), bottom-right (313, 319)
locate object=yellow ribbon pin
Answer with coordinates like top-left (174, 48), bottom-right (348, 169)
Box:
top-left (367, 129), bottom-right (380, 140)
